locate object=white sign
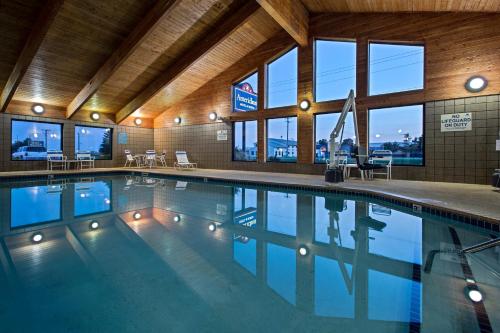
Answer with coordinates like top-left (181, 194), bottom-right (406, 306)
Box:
top-left (440, 113), bottom-right (472, 132)
top-left (217, 130), bottom-right (228, 141)
top-left (496, 140), bottom-right (500, 151)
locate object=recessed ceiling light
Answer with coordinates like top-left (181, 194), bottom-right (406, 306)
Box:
top-left (31, 232), bottom-right (44, 243)
top-left (32, 104), bottom-right (45, 114)
top-left (299, 99), bottom-right (310, 111)
top-left (208, 112), bottom-right (218, 121)
top-left (90, 112), bottom-right (100, 121)
top-left (134, 118), bottom-right (142, 126)
top-left (465, 76), bottom-right (487, 93)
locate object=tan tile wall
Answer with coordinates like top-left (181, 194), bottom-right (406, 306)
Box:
top-left (0, 113), bottom-right (154, 171)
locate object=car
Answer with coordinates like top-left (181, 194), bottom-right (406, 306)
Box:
top-left (12, 146), bottom-right (47, 160)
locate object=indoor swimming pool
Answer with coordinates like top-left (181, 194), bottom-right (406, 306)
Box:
top-left (0, 174), bottom-right (498, 332)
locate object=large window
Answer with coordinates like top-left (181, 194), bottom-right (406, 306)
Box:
top-left (315, 40), bottom-right (356, 102)
top-left (369, 42), bottom-right (424, 96)
top-left (11, 120), bottom-right (62, 160)
top-left (267, 117), bottom-right (297, 162)
top-left (233, 121), bottom-right (257, 161)
top-left (315, 112), bottom-right (356, 163)
top-left (75, 125), bottom-right (112, 160)
top-left (232, 72), bottom-right (258, 112)
top-left (266, 47), bottom-right (298, 108)
top-left (369, 105), bottom-right (424, 166)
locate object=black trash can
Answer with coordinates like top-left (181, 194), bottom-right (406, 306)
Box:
top-left (325, 168), bottom-right (344, 183)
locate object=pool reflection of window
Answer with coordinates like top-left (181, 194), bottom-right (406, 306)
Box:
top-left (368, 204), bottom-right (422, 264)
top-left (233, 236), bottom-right (256, 275)
top-left (368, 270), bottom-right (421, 323)
top-left (314, 197), bottom-right (356, 249)
top-left (75, 125), bottom-right (113, 160)
top-left (315, 112), bottom-right (356, 163)
top-left (315, 256), bottom-right (354, 318)
top-left (74, 181), bottom-right (111, 217)
top-left (267, 243), bottom-right (296, 305)
top-left (233, 187), bottom-right (258, 230)
top-left (266, 191), bottom-right (296, 236)
top-left (11, 186), bottom-right (61, 228)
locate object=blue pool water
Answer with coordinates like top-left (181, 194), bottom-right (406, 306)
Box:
top-left (0, 174), bottom-right (498, 332)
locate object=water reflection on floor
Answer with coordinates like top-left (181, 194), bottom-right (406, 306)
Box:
top-left (0, 174), bottom-right (498, 332)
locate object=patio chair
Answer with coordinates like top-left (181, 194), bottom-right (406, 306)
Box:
top-left (369, 150), bottom-right (393, 180)
top-left (76, 152), bottom-right (95, 169)
top-left (174, 151), bottom-right (197, 170)
top-left (124, 150), bottom-right (140, 167)
top-left (47, 151), bottom-right (67, 170)
top-left (156, 150), bottom-right (167, 167)
top-left (353, 146), bottom-right (387, 180)
top-left (145, 150), bottom-right (157, 169)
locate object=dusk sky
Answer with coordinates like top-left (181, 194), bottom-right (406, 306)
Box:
top-left (75, 126), bottom-right (110, 153)
top-left (11, 120), bottom-right (62, 150)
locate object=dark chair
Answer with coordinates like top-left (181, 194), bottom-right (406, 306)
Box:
top-left (493, 170), bottom-right (500, 189)
top-left (353, 146), bottom-right (387, 180)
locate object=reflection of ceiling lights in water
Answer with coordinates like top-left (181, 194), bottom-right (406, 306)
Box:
top-left (208, 222), bottom-right (216, 232)
top-left (31, 232), bottom-right (44, 243)
top-left (298, 245), bottom-right (309, 256)
top-left (104, 198), bottom-right (110, 204)
top-left (133, 212), bottom-right (142, 220)
top-left (89, 221), bottom-right (100, 230)
top-left (173, 215), bottom-right (181, 222)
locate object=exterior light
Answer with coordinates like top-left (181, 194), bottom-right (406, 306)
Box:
top-left (298, 245), bottom-right (309, 256)
top-left (208, 112), bottom-right (218, 121)
top-left (299, 99), bottom-right (310, 111)
top-left (89, 221), bottom-right (100, 230)
top-left (375, 134), bottom-right (381, 138)
top-left (134, 118), bottom-right (142, 126)
top-left (90, 112), bottom-right (100, 121)
top-left (133, 211), bottom-right (142, 220)
top-left (465, 76), bottom-right (487, 93)
top-left (174, 117), bottom-right (182, 124)
top-left (173, 215), bottom-right (181, 223)
top-left (32, 104), bottom-right (45, 114)
top-left (208, 222), bottom-right (216, 232)
top-left (31, 232), bottom-right (44, 243)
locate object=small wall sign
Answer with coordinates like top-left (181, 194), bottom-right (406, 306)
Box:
top-left (440, 113), bottom-right (472, 132)
top-left (118, 132), bottom-right (128, 144)
top-left (217, 130), bottom-right (228, 141)
top-left (496, 140), bottom-right (500, 151)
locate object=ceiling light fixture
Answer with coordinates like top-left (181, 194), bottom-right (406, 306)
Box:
top-left (32, 104), bottom-right (45, 115)
top-left (134, 118), bottom-right (142, 126)
top-left (209, 112), bottom-right (218, 121)
top-left (465, 76), bottom-right (487, 93)
top-left (90, 112), bottom-right (100, 121)
top-left (174, 117), bottom-right (182, 125)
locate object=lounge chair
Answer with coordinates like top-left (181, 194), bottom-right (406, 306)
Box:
top-left (145, 150), bottom-right (156, 168)
top-left (47, 151), bottom-right (67, 170)
top-left (174, 151), bottom-right (197, 170)
top-left (369, 150), bottom-right (393, 180)
top-left (156, 150), bottom-right (167, 167)
top-left (76, 152), bottom-right (95, 169)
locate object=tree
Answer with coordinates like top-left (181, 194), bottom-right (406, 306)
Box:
top-left (99, 130), bottom-right (111, 157)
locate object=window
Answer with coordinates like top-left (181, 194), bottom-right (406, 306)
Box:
top-left (75, 125), bottom-right (112, 160)
top-left (266, 117), bottom-right (297, 162)
top-left (314, 112), bottom-right (356, 163)
top-left (315, 40), bottom-right (356, 102)
top-left (369, 42), bottom-right (424, 96)
top-left (266, 47), bottom-right (298, 108)
top-left (11, 120), bottom-right (62, 160)
top-left (232, 72), bottom-right (258, 112)
top-left (369, 104), bottom-right (424, 166)
top-left (233, 120), bottom-right (257, 161)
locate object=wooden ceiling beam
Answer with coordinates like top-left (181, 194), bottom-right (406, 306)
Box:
top-left (115, 0), bottom-right (261, 124)
top-left (66, 0), bottom-right (182, 119)
top-left (256, 0), bottom-right (309, 47)
top-left (0, 0), bottom-right (64, 113)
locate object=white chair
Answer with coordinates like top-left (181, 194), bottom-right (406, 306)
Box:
top-left (47, 151), bottom-right (67, 170)
top-left (174, 151), bottom-right (197, 170)
top-left (369, 150), bottom-right (393, 180)
top-left (156, 150), bottom-right (167, 167)
top-left (76, 152), bottom-right (95, 169)
top-left (124, 150), bottom-right (139, 167)
top-left (145, 150), bottom-right (157, 169)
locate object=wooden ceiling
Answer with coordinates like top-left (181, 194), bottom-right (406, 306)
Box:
top-left (302, 0), bottom-right (500, 13)
top-left (0, 0), bottom-right (499, 127)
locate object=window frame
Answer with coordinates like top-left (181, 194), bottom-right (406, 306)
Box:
top-left (368, 103), bottom-right (426, 167)
top-left (313, 38), bottom-right (357, 104)
top-left (74, 124), bottom-right (114, 161)
top-left (232, 70), bottom-right (259, 113)
top-left (265, 46), bottom-right (299, 110)
top-left (265, 115), bottom-right (298, 164)
top-left (232, 120), bottom-right (258, 162)
top-left (367, 41), bottom-right (425, 97)
top-left (10, 118), bottom-right (64, 162)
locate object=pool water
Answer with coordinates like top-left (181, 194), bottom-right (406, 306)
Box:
top-left (0, 174), bottom-right (498, 332)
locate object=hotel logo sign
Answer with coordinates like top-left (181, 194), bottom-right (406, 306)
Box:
top-left (233, 83), bottom-right (257, 112)
top-left (441, 113), bottom-right (472, 132)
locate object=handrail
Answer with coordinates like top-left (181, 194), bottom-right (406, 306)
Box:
top-left (462, 238), bottom-right (500, 254)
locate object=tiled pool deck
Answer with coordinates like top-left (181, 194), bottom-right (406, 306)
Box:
top-left (1, 167), bottom-right (499, 228)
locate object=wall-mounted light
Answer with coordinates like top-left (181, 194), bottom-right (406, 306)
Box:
top-left (133, 211), bottom-right (142, 220)
top-left (298, 245), bottom-right (309, 256)
top-left (32, 104), bottom-right (45, 115)
top-left (299, 99), bottom-right (311, 111)
top-left (134, 118), bottom-right (142, 126)
top-left (208, 112), bottom-right (218, 121)
top-left (31, 232), bottom-right (44, 243)
top-left (465, 279), bottom-right (483, 303)
top-left (173, 215), bottom-right (181, 223)
top-left (89, 221), bottom-right (100, 230)
top-left (208, 222), bottom-right (217, 232)
top-left (90, 112), bottom-right (100, 121)
top-left (174, 117), bottom-right (182, 125)
top-left (465, 76), bottom-right (487, 93)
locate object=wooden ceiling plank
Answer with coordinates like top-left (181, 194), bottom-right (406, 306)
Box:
top-left (66, 0), bottom-right (182, 119)
top-left (0, 0), bottom-right (64, 113)
top-left (256, 0), bottom-right (309, 46)
top-left (115, 0), bottom-right (261, 124)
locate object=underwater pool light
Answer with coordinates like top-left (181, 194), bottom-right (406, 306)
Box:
top-left (173, 215), bottom-right (181, 223)
top-left (208, 222), bottom-right (216, 232)
top-left (133, 211), bottom-right (142, 220)
top-left (89, 221), bottom-right (100, 230)
top-left (31, 232), bottom-right (44, 243)
top-left (298, 245), bottom-right (309, 256)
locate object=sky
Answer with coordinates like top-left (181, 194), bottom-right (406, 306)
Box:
top-left (11, 120), bottom-right (62, 150)
top-left (267, 47), bottom-right (298, 109)
top-left (75, 126), bottom-right (110, 153)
